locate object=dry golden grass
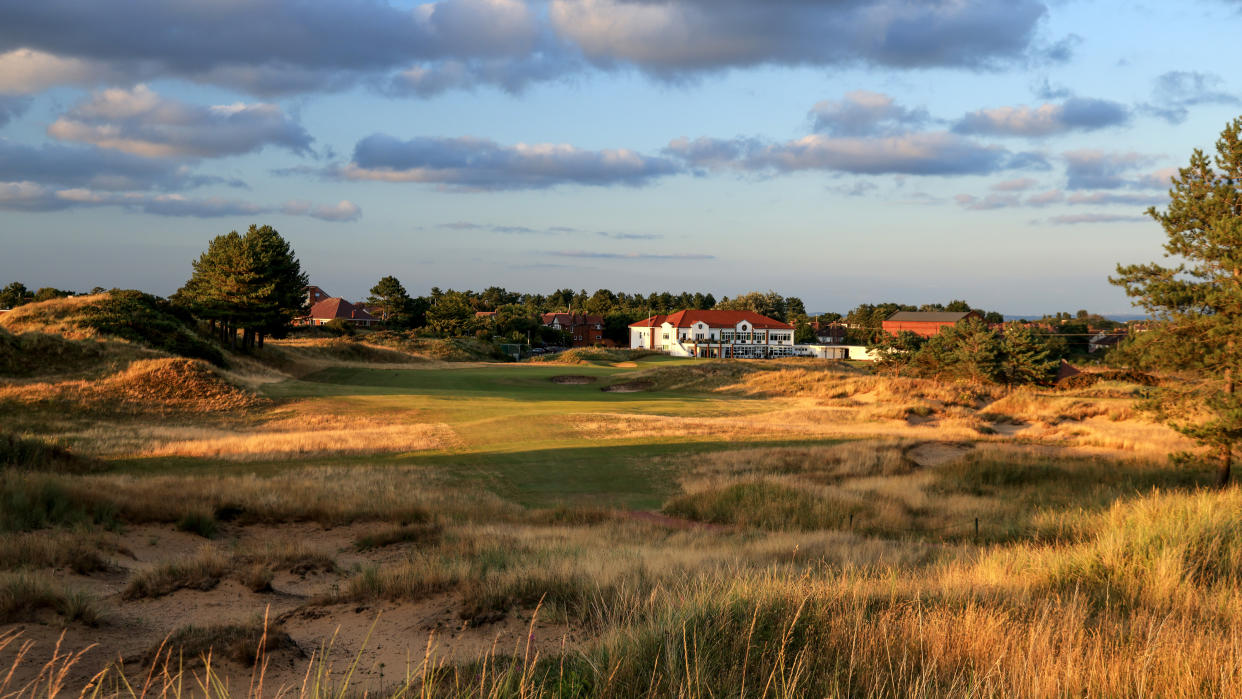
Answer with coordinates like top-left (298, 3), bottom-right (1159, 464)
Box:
top-left (0, 357), bottom-right (264, 414)
top-left (140, 419), bottom-right (456, 461)
top-left (0, 294), bottom-right (105, 338)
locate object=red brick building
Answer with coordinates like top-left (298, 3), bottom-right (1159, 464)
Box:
top-left (882, 310), bottom-right (979, 338)
top-left (542, 312), bottom-right (605, 347)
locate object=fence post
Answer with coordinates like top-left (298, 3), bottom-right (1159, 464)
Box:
top-left (974, 517), bottom-right (979, 542)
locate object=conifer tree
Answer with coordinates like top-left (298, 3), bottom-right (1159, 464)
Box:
top-left (176, 225), bottom-right (307, 351)
top-left (1111, 116), bottom-right (1242, 486)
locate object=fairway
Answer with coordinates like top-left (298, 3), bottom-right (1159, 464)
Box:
top-left (252, 357), bottom-right (829, 509)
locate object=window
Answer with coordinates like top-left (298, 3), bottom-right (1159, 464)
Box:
top-left (662, 332), bottom-right (669, 340)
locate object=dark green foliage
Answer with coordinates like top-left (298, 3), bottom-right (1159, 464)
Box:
top-left (174, 224), bottom-right (308, 352)
top-left (0, 281), bottom-right (32, 309)
top-left (1, 433), bottom-right (103, 473)
top-left (0, 473), bottom-right (117, 532)
top-left (77, 290), bottom-right (224, 365)
top-left (872, 319), bottom-right (1062, 385)
top-left (322, 317), bottom-right (356, 336)
top-left (0, 326), bottom-right (106, 377)
top-left (367, 275), bottom-right (412, 324)
top-left (1111, 116), bottom-right (1242, 485)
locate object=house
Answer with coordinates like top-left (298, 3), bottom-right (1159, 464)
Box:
top-left (475, 311), bottom-right (497, 320)
top-left (808, 318), bottom-right (847, 344)
top-left (629, 310), bottom-right (795, 358)
top-left (304, 296), bottom-right (377, 327)
top-left (882, 310), bottom-right (980, 338)
top-left (541, 312), bottom-right (605, 347)
top-left (1088, 330), bottom-right (1127, 353)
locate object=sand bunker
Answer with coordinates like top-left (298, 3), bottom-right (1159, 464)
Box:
top-left (602, 380), bottom-right (655, 393)
top-left (903, 441), bottom-right (975, 468)
top-left (550, 375), bottom-right (597, 384)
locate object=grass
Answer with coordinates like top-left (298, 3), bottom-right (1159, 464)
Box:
top-left (0, 572), bottom-right (99, 625)
top-left (6, 336), bottom-right (1240, 695)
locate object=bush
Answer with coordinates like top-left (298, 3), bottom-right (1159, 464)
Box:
top-left (176, 511), bottom-right (218, 538)
top-left (322, 318), bottom-right (357, 336)
top-left (0, 433), bottom-right (103, 473)
top-left (0, 473), bottom-right (117, 532)
top-left (81, 290), bottom-right (225, 365)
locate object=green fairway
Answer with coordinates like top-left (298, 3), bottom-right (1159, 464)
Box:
top-left (222, 357), bottom-right (834, 509)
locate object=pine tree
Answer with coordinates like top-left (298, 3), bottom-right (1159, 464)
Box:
top-left (999, 325), bottom-right (1059, 385)
top-left (175, 225), bottom-right (307, 351)
top-left (1111, 116), bottom-right (1242, 486)
top-left (368, 276), bottom-right (411, 324)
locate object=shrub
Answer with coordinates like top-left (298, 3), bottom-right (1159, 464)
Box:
top-left (0, 572), bottom-right (100, 625)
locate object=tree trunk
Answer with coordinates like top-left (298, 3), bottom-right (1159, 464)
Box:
top-left (257, 332), bottom-right (264, 349)
top-left (1221, 371), bottom-right (1235, 488)
top-left (242, 327), bottom-right (254, 352)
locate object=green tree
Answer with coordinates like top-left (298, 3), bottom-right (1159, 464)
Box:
top-left (368, 276), bottom-right (411, 324)
top-left (1111, 116), bottom-right (1242, 486)
top-left (425, 296), bottom-right (475, 337)
top-left (175, 224), bottom-right (307, 350)
top-left (0, 282), bottom-right (30, 309)
top-left (1000, 325), bottom-right (1059, 385)
top-left (922, 318), bottom-right (1004, 382)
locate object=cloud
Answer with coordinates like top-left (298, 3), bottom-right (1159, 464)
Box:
top-left (550, 0), bottom-right (1049, 75)
top-left (46, 85), bottom-right (312, 159)
top-left (991, 177), bottom-right (1037, 191)
top-left (339, 134), bottom-right (680, 190)
top-left (1064, 191), bottom-right (1162, 207)
top-left (597, 231), bottom-right (662, 240)
top-left (548, 250), bottom-right (713, 260)
top-left (1025, 189), bottom-right (1063, 206)
top-left (954, 192), bottom-right (1021, 210)
top-left (0, 137), bottom-right (225, 190)
top-left (0, 0), bottom-right (550, 96)
top-left (954, 97), bottom-right (1129, 137)
top-left (1062, 150), bottom-right (1155, 190)
top-left (1143, 71), bottom-right (1240, 124)
top-left (0, 180), bottom-right (360, 221)
top-left (1042, 213), bottom-right (1148, 225)
top-left (668, 131), bottom-right (1020, 176)
top-left (0, 49), bottom-right (122, 94)
top-left (808, 91), bottom-right (929, 136)
top-left (281, 199), bottom-right (362, 222)
top-left (1, 1), bottom-right (1056, 97)
top-left (0, 95), bottom-right (29, 126)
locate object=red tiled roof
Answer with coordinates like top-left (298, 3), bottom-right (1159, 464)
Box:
top-left (542, 313), bottom-right (603, 326)
top-left (308, 297), bottom-right (374, 321)
top-left (629, 310), bottom-right (792, 330)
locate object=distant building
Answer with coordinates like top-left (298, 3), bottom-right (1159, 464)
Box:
top-left (475, 311), bottom-right (497, 320)
top-left (1089, 330), bottom-right (1127, 353)
top-left (882, 310), bottom-right (980, 338)
top-left (629, 310), bottom-right (795, 358)
top-left (300, 286), bottom-right (377, 326)
top-left (542, 312), bottom-right (605, 347)
top-left (808, 318), bottom-right (847, 344)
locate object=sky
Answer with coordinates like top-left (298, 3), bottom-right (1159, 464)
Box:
top-left (1, 1), bottom-right (1241, 315)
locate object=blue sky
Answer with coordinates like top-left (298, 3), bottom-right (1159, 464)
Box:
top-left (2, 0), bottom-right (1241, 314)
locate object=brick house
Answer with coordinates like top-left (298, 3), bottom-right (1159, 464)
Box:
top-left (542, 313), bottom-right (605, 347)
top-left (882, 310), bottom-right (980, 338)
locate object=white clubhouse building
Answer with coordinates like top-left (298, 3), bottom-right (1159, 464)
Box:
top-left (629, 310), bottom-right (797, 358)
